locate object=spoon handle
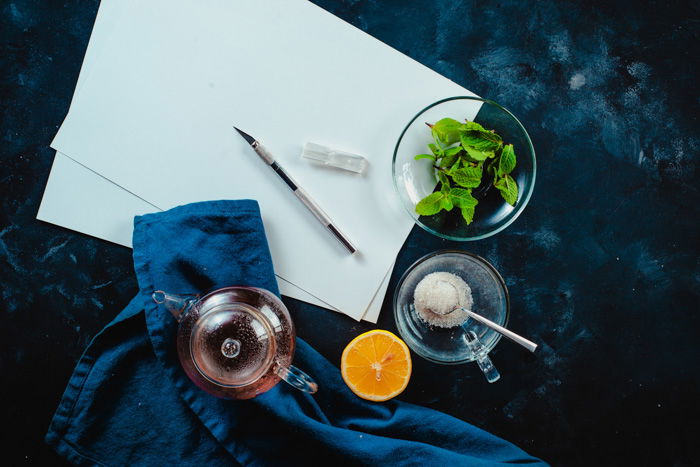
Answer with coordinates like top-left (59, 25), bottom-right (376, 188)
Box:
top-left (462, 308), bottom-right (538, 353)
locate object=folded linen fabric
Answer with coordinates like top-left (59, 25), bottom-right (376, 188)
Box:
top-left (46, 200), bottom-right (546, 466)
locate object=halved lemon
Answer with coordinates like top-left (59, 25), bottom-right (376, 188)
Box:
top-left (340, 329), bottom-right (412, 402)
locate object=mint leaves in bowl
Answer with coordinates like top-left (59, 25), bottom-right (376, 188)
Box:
top-left (415, 118), bottom-right (519, 224)
top-left (392, 96), bottom-right (535, 241)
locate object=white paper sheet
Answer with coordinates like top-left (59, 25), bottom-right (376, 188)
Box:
top-left (36, 0), bottom-right (388, 322)
top-left (38, 152), bottom-right (389, 322)
top-left (36, 154), bottom-right (322, 307)
top-left (50, 0), bottom-right (481, 320)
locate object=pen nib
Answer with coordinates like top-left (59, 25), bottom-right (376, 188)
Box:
top-left (233, 126), bottom-right (256, 145)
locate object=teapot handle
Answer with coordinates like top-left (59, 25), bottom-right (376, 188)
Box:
top-left (275, 363), bottom-right (318, 394)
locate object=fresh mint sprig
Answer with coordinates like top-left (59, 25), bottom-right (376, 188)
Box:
top-left (413, 118), bottom-right (519, 224)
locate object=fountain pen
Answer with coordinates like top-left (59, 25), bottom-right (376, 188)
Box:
top-left (234, 127), bottom-right (357, 254)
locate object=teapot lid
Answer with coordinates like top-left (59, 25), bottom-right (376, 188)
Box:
top-left (190, 302), bottom-right (276, 388)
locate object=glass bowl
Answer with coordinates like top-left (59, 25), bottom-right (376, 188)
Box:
top-left (392, 96), bottom-right (536, 241)
top-left (393, 250), bottom-right (509, 364)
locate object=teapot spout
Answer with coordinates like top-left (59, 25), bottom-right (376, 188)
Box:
top-left (152, 290), bottom-right (197, 322)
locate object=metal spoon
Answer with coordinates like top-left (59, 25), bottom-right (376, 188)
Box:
top-left (452, 307), bottom-right (538, 353)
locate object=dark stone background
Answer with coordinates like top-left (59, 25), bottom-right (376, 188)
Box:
top-left (1, 0), bottom-right (698, 465)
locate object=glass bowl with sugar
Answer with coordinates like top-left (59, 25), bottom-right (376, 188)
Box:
top-left (393, 250), bottom-right (509, 365)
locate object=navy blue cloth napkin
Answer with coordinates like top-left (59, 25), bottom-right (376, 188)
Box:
top-left (46, 200), bottom-right (546, 466)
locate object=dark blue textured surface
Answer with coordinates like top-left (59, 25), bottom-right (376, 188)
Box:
top-left (1, 0), bottom-right (698, 465)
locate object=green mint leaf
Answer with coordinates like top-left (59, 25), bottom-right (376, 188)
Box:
top-left (462, 121), bottom-right (488, 132)
top-left (450, 187), bottom-right (478, 209)
top-left (444, 146), bottom-right (462, 156)
top-left (450, 155), bottom-right (478, 173)
top-left (440, 194), bottom-right (454, 211)
top-left (428, 143), bottom-right (443, 157)
top-left (498, 144), bottom-right (516, 175)
top-left (414, 153), bottom-right (436, 161)
top-left (415, 192), bottom-right (445, 216)
top-left (450, 165), bottom-right (483, 188)
top-left (461, 205), bottom-right (476, 225)
top-left (416, 188), bottom-right (454, 215)
top-left (461, 142), bottom-right (493, 161)
top-left (461, 121), bottom-right (503, 151)
top-left (440, 178), bottom-right (451, 193)
top-left (477, 129), bottom-right (502, 147)
top-left (431, 118), bottom-right (464, 145)
top-left (495, 174), bottom-right (519, 206)
top-left (447, 160), bottom-right (461, 175)
top-left (439, 151), bottom-right (460, 169)
top-left (463, 121), bottom-right (503, 142)
top-left (459, 133), bottom-right (501, 152)
top-left (437, 170), bottom-right (450, 187)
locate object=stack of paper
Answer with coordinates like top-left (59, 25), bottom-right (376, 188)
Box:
top-left (38, 0), bottom-right (481, 322)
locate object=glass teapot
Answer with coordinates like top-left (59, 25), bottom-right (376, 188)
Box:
top-left (152, 286), bottom-right (318, 399)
